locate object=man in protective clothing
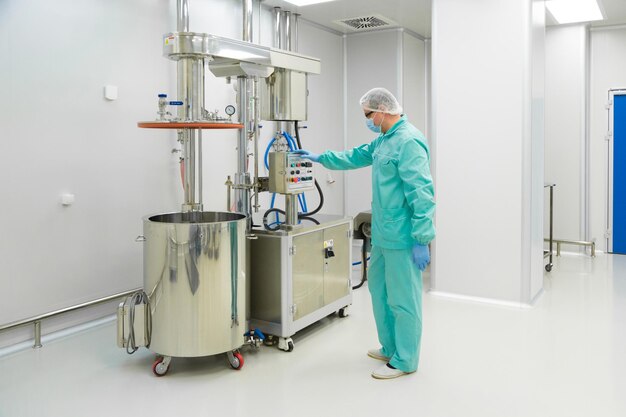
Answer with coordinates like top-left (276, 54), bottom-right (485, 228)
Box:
top-left (294, 87), bottom-right (435, 379)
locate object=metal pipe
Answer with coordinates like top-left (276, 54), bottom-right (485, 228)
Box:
top-left (284, 11), bottom-right (292, 51)
top-left (285, 194), bottom-right (299, 226)
top-left (177, 0), bottom-right (189, 32)
top-left (243, 0), bottom-right (253, 42)
top-left (235, 77), bottom-right (251, 217)
top-left (34, 321), bottom-right (42, 349)
top-left (293, 13), bottom-right (300, 52)
top-left (253, 77), bottom-right (260, 212)
top-left (274, 7), bottom-right (282, 49)
top-left (0, 288), bottom-right (142, 333)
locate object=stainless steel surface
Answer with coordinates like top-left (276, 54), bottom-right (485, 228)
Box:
top-left (163, 33), bottom-right (320, 74)
top-left (243, 0), bottom-right (253, 42)
top-left (33, 321), bottom-right (42, 349)
top-left (274, 7), bottom-right (282, 49)
top-left (322, 223), bottom-right (352, 305)
top-left (292, 231), bottom-right (325, 320)
top-left (0, 288), bottom-right (141, 348)
top-left (284, 11), bottom-right (292, 51)
top-left (284, 194), bottom-right (299, 227)
top-left (268, 152), bottom-right (314, 194)
top-left (177, 0), bottom-right (189, 32)
top-left (249, 237), bottom-right (283, 323)
top-left (143, 211), bottom-right (246, 357)
top-left (261, 69), bottom-right (308, 121)
top-left (253, 77), bottom-right (261, 213)
top-left (544, 238), bottom-right (596, 258)
top-left (249, 217), bottom-right (353, 338)
top-left (293, 14), bottom-right (300, 53)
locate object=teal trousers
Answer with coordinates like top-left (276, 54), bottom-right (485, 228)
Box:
top-left (368, 245), bottom-right (423, 372)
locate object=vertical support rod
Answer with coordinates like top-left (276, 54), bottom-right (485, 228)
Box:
top-left (177, 0), bottom-right (189, 32)
top-left (33, 321), bottom-right (42, 349)
top-left (236, 76), bottom-right (251, 218)
top-left (274, 7), bottom-right (282, 49)
top-left (243, 0), bottom-right (253, 42)
top-left (253, 77), bottom-right (260, 212)
top-left (284, 11), bottom-right (292, 51)
top-left (285, 194), bottom-right (299, 226)
top-left (293, 13), bottom-right (300, 52)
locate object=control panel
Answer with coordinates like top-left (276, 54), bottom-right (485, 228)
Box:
top-left (269, 152), bottom-right (315, 195)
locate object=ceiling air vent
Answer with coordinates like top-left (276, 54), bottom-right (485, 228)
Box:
top-left (334, 14), bottom-right (397, 32)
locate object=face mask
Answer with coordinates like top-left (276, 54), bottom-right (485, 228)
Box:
top-left (366, 113), bottom-right (385, 133)
top-left (366, 118), bottom-right (381, 133)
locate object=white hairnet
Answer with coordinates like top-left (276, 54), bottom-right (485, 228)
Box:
top-left (360, 87), bottom-right (403, 115)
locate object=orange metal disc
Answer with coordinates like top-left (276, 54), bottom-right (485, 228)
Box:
top-left (138, 121), bottom-right (244, 129)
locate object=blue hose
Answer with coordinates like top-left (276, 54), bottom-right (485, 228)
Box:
top-left (263, 132), bottom-right (312, 226)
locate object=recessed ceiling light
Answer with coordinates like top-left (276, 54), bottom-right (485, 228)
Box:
top-left (283, 0), bottom-right (335, 6)
top-left (546, 0), bottom-right (604, 24)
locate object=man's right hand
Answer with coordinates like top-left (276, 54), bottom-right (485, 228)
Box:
top-left (292, 149), bottom-right (321, 163)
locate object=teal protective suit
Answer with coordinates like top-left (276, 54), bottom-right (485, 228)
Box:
top-left (318, 115), bottom-right (435, 372)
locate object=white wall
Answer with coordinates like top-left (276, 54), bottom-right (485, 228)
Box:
top-left (276, 20), bottom-right (346, 216)
top-left (545, 25), bottom-right (588, 245)
top-left (431, 0), bottom-right (544, 304)
top-left (344, 29), bottom-right (427, 218)
top-left (590, 27), bottom-right (626, 252)
top-left (0, 0), bottom-right (346, 348)
top-left (403, 33), bottom-right (427, 135)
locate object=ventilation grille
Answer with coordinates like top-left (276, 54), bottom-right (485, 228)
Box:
top-left (334, 15), bottom-right (397, 32)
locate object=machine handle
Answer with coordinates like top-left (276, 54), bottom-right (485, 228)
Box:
top-left (246, 234), bottom-right (258, 240)
top-left (135, 235), bottom-right (146, 242)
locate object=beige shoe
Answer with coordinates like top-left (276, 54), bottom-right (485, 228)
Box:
top-left (367, 348), bottom-right (391, 362)
top-left (371, 363), bottom-right (411, 380)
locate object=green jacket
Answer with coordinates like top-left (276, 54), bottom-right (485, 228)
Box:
top-left (319, 116), bottom-right (435, 249)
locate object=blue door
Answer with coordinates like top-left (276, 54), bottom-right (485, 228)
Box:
top-left (614, 95), bottom-right (626, 254)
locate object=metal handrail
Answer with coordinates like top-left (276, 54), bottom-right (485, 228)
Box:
top-left (543, 238), bottom-right (596, 257)
top-left (0, 288), bottom-right (141, 349)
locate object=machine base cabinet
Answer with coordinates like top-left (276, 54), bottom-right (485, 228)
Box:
top-left (249, 217), bottom-right (353, 351)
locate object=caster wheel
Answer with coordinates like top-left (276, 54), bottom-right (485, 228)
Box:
top-left (152, 357), bottom-right (170, 377)
top-left (278, 337), bottom-right (294, 352)
top-left (545, 264), bottom-right (552, 272)
top-left (263, 335), bottom-right (277, 346)
top-left (227, 351), bottom-right (244, 370)
top-left (338, 307), bottom-right (349, 318)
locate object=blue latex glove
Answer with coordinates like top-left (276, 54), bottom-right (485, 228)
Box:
top-left (412, 244), bottom-right (430, 271)
top-left (292, 149), bottom-right (321, 163)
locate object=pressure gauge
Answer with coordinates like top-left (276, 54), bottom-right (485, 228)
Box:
top-left (225, 105), bottom-right (236, 116)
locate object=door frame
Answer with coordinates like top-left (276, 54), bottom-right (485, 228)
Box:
top-left (607, 89), bottom-right (626, 253)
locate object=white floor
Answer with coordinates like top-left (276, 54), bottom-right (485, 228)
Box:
top-left (1, 253), bottom-right (626, 417)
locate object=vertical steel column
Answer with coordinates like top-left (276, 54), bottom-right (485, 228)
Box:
top-left (177, 0), bottom-right (189, 32)
top-left (285, 194), bottom-right (299, 226)
top-left (175, 0), bottom-right (203, 212)
top-left (274, 7), bottom-right (283, 48)
top-left (284, 11), bottom-right (292, 51)
top-left (236, 76), bottom-right (251, 217)
top-left (243, 0), bottom-right (253, 42)
top-left (293, 13), bottom-right (300, 53)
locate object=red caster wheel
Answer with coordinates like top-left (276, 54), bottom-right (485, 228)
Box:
top-left (227, 351), bottom-right (244, 370)
top-left (152, 356), bottom-right (171, 376)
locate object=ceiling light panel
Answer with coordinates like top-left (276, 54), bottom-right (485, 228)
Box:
top-left (546, 0), bottom-right (604, 24)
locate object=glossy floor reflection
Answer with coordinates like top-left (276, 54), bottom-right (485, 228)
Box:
top-left (1, 253), bottom-right (625, 417)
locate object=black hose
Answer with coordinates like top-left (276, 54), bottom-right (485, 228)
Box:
top-left (294, 120), bottom-right (324, 216)
top-left (299, 216), bottom-right (320, 225)
top-left (262, 208), bottom-right (285, 231)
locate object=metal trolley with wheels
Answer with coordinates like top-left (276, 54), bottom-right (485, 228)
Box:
top-left (249, 215), bottom-right (353, 352)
